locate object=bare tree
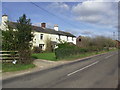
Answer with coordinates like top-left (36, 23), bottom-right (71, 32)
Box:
top-left (45, 37), bottom-right (53, 52)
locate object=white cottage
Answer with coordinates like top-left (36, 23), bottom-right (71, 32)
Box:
top-left (0, 15), bottom-right (76, 50)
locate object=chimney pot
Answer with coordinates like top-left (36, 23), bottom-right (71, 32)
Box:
top-left (2, 14), bottom-right (8, 23)
top-left (41, 23), bottom-right (46, 29)
top-left (54, 24), bottom-right (58, 31)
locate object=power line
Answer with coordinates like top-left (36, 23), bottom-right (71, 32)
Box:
top-left (2, 5), bottom-right (13, 21)
top-left (30, 2), bottom-right (87, 29)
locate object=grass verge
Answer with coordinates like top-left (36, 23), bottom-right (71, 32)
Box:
top-left (32, 49), bottom-right (117, 61)
top-left (32, 53), bottom-right (56, 61)
top-left (62, 50), bottom-right (109, 61)
top-left (2, 63), bottom-right (35, 72)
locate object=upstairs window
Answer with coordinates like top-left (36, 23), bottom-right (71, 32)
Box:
top-left (79, 39), bottom-right (81, 42)
top-left (40, 34), bottom-right (43, 40)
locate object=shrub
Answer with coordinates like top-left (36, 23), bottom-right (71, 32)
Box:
top-left (55, 36), bottom-right (116, 59)
top-left (45, 38), bottom-right (54, 52)
top-left (57, 42), bottom-right (76, 48)
top-left (32, 46), bottom-right (42, 53)
top-left (55, 47), bottom-right (89, 59)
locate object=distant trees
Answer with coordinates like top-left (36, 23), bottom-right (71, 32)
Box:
top-left (93, 36), bottom-right (116, 48)
top-left (76, 36), bottom-right (116, 50)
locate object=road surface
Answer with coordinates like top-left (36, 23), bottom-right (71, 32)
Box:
top-left (3, 51), bottom-right (119, 88)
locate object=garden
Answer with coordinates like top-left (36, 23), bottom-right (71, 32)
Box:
top-left (32, 36), bottom-right (117, 61)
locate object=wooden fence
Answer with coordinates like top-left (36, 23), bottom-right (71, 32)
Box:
top-left (0, 51), bottom-right (19, 63)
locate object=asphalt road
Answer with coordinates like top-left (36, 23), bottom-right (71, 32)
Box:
top-left (3, 51), bottom-right (119, 88)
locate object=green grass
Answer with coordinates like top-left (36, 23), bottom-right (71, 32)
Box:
top-left (2, 63), bottom-right (35, 72)
top-left (61, 49), bottom-right (117, 61)
top-left (32, 49), bottom-right (117, 61)
top-left (32, 52), bottom-right (56, 61)
top-left (62, 51), bottom-right (105, 61)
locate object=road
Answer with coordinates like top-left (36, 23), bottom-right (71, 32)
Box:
top-left (3, 51), bottom-right (119, 88)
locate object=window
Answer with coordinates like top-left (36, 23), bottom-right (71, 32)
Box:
top-left (39, 44), bottom-right (44, 49)
top-left (40, 34), bottom-right (43, 40)
top-left (79, 39), bottom-right (81, 41)
top-left (72, 37), bottom-right (74, 41)
top-left (59, 35), bottom-right (61, 40)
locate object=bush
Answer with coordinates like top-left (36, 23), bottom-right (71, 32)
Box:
top-left (55, 36), bottom-right (116, 59)
top-left (32, 46), bottom-right (42, 53)
top-left (57, 42), bottom-right (76, 48)
top-left (55, 42), bottom-right (90, 59)
top-left (45, 38), bottom-right (54, 52)
top-left (55, 47), bottom-right (89, 59)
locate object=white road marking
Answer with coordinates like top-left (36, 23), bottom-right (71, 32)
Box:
top-left (67, 61), bottom-right (99, 76)
top-left (105, 55), bottom-right (113, 59)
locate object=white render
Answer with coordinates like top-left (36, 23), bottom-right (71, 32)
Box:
top-left (0, 15), bottom-right (8, 30)
top-left (33, 32), bottom-right (76, 50)
top-left (54, 24), bottom-right (58, 31)
top-left (0, 15), bottom-right (76, 50)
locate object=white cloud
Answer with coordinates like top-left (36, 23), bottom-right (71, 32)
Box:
top-left (48, 2), bottom-right (69, 11)
top-left (65, 28), bottom-right (115, 38)
top-left (72, 1), bottom-right (118, 28)
top-left (81, 30), bottom-right (93, 35)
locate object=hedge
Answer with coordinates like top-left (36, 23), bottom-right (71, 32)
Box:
top-left (55, 47), bottom-right (106, 59)
top-left (55, 47), bottom-right (89, 59)
top-left (55, 42), bottom-right (107, 59)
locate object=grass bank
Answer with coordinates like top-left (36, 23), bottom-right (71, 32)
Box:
top-left (32, 53), bottom-right (56, 61)
top-left (62, 50), bottom-right (109, 61)
top-left (2, 63), bottom-right (35, 72)
top-left (32, 49), bottom-right (117, 61)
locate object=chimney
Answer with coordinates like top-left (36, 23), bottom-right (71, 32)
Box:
top-left (54, 24), bottom-right (58, 31)
top-left (2, 14), bottom-right (8, 23)
top-left (41, 23), bottom-right (46, 29)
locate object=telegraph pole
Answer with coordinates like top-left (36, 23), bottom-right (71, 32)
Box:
top-left (113, 32), bottom-right (115, 40)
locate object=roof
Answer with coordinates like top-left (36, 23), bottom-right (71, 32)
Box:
top-left (2, 14), bottom-right (8, 17)
top-left (116, 40), bottom-right (120, 42)
top-left (7, 22), bottom-right (76, 37)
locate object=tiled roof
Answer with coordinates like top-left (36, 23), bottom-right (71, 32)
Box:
top-left (8, 22), bottom-right (76, 37)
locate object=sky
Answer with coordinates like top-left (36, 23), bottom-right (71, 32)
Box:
top-left (1, 0), bottom-right (119, 39)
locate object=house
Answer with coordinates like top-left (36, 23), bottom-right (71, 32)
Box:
top-left (0, 15), bottom-right (76, 50)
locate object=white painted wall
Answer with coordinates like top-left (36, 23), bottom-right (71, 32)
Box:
top-left (0, 15), bottom-right (8, 30)
top-left (54, 26), bottom-right (58, 31)
top-left (33, 31), bottom-right (76, 50)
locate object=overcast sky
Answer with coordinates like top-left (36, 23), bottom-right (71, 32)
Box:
top-left (2, 0), bottom-right (118, 39)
